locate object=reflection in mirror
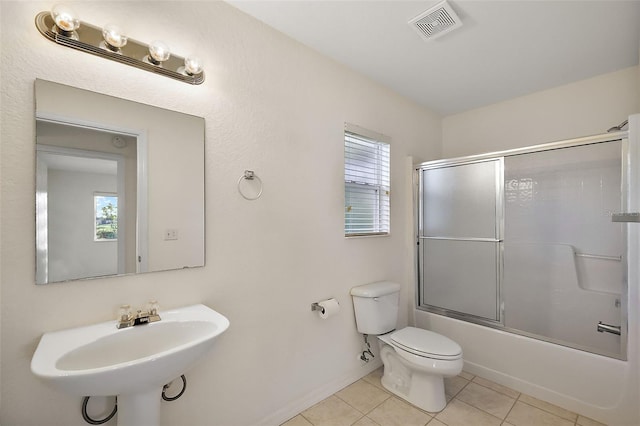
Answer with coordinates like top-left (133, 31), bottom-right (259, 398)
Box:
top-left (35, 79), bottom-right (205, 284)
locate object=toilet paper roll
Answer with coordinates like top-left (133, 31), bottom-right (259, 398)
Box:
top-left (317, 298), bottom-right (340, 319)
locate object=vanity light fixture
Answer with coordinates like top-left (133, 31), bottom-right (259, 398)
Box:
top-left (50, 4), bottom-right (80, 35)
top-left (101, 24), bottom-right (127, 51)
top-left (147, 40), bottom-right (171, 65)
top-left (35, 5), bottom-right (205, 85)
top-left (181, 55), bottom-right (204, 76)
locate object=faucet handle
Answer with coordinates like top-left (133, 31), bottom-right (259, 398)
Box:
top-left (118, 304), bottom-right (132, 321)
top-left (148, 300), bottom-right (159, 316)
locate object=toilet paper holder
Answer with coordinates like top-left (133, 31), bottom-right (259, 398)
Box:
top-left (311, 298), bottom-right (341, 319)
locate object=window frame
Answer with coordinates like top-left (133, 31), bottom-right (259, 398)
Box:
top-left (344, 123), bottom-right (391, 237)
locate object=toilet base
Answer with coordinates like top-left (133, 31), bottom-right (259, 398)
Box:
top-left (379, 344), bottom-right (454, 413)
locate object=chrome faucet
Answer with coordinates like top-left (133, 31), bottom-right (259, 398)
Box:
top-left (117, 301), bottom-right (161, 329)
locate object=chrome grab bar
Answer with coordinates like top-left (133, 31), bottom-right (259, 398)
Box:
top-left (611, 213), bottom-right (640, 223)
top-left (574, 252), bottom-right (622, 262)
top-left (597, 322), bottom-right (621, 336)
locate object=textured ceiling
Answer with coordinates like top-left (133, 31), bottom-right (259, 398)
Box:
top-left (228, 1), bottom-right (640, 115)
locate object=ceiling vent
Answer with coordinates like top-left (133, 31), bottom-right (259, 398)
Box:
top-left (409, 1), bottom-right (462, 41)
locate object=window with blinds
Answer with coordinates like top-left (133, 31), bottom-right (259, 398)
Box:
top-left (344, 126), bottom-right (390, 237)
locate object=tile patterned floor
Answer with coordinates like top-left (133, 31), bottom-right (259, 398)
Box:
top-left (281, 369), bottom-right (606, 426)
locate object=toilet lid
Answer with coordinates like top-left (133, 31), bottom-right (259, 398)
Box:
top-left (390, 327), bottom-right (462, 360)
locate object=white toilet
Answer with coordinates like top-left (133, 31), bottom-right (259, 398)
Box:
top-left (350, 281), bottom-right (463, 412)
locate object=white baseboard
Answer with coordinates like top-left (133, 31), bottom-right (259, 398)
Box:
top-left (258, 360), bottom-right (383, 426)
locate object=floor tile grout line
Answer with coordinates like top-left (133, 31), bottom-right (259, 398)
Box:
top-left (448, 396), bottom-right (504, 425)
top-left (455, 378), bottom-right (521, 421)
top-left (366, 416), bottom-right (382, 426)
top-left (427, 412), bottom-right (447, 426)
top-left (516, 397), bottom-right (578, 423)
top-left (500, 391), bottom-right (520, 425)
top-left (348, 412), bottom-right (365, 426)
top-left (299, 412), bottom-right (313, 425)
top-left (471, 376), bottom-right (522, 399)
top-left (469, 377), bottom-right (579, 424)
top-left (445, 376), bottom-right (471, 399)
top-left (332, 379), bottom-right (393, 416)
top-left (452, 388), bottom-right (517, 421)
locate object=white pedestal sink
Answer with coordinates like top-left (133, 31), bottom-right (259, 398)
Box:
top-left (31, 304), bottom-right (230, 426)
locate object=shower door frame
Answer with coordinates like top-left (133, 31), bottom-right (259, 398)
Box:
top-left (417, 157), bottom-right (505, 324)
top-left (415, 131), bottom-right (629, 360)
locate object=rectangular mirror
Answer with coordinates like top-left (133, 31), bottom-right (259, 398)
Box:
top-left (35, 79), bottom-right (205, 284)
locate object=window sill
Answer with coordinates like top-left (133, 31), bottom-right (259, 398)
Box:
top-left (345, 232), bottom-right (390, 238)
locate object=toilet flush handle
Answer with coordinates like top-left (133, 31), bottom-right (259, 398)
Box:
top-left (373, 297), bottom-right (379, 302)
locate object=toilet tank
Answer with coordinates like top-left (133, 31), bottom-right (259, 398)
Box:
top-left (350, 281), bottom-right (401, 335)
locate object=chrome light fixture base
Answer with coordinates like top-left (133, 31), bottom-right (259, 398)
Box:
top-left (35, 11), bottom-right (204, 85)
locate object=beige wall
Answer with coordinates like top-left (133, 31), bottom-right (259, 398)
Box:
top-left (0, 2), bottom-right (441, 425)
top-left (442, 66), bottom-right (639, 158)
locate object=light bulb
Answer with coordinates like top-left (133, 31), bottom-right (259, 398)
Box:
top-left (148, 40), bottom-right (170, 64)
top-left (50, 4), bottom-right (80, 33)
top-left (102, 24), bottom-right (127, 49)
top-left (184, 55), bottom-right (203, 76)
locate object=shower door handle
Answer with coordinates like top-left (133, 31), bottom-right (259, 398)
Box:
top-left (597, 321), bottom-right (621, 335)
top-left (611, 213), bottom-right (640, 223)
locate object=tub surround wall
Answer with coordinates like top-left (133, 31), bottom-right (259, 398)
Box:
top-left (421, 66), bottom-right (640, 425)
top-left (0, 2), bottom-right (441, 425)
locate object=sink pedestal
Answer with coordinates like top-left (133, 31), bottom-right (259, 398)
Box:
top-left (118, 388), bottom-right (162, 426)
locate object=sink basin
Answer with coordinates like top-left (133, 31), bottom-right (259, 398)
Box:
top-left (31, 304), bottom-right (229, 425)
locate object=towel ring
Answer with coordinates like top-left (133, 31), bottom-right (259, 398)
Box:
top-left (237, 170), bottom-right (263, 201)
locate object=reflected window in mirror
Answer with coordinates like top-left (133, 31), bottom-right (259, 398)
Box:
top-left (94, 193), bottom-right (118, 241)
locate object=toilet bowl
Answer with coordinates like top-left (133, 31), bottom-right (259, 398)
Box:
top-left (350, 281), bottom-right (463, 413)
top-left (377, 326), bottom-right (463, 412)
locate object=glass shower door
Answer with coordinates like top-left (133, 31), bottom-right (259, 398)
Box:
top-left (419, 159), bottom-right (502, 321)
top-left (503, 141), bottom-right (624, 358)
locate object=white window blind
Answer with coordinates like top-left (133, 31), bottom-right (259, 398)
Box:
top-left (344, 128), bottom-right (390, 236)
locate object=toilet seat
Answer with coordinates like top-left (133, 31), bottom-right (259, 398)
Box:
top-left (387, 327), bottom-right (462, 361)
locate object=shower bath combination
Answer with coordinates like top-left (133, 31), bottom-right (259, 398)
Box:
top-left (415, 130), bottom-right (629, 360)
